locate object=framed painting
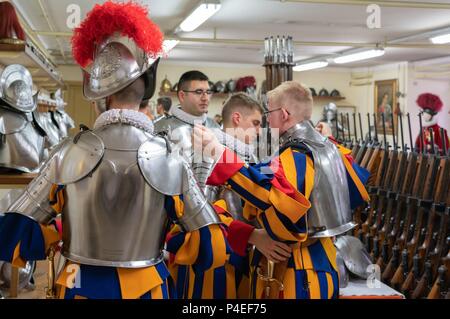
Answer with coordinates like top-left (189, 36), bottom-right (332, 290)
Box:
top-left (374, 79), bottom-right (398, 136)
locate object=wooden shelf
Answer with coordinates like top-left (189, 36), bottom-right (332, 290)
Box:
top-left (0, 173), bottom-right (37, 185)
top-left (313, 96), bottom-right (345, 101)
top-left (0, 42), bottom-right (64, 87)
top-left (159, 91), bottom-right (230, 99)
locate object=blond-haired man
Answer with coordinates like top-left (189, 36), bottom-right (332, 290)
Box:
top-left (194, 81), bottom-right (370, 299)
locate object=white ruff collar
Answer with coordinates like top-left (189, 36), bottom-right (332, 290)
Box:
top-left (94, 109), bottom-right (154, 133)
top-left (423, 116), bottom-right (438, 128)
top-left (170, 105), bottom-right (207, 125)
top-left (214, 129), bottom-right (255, 159)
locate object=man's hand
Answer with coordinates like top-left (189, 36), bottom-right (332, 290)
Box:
top-left (192, 124), bottom-right (225, 161)
top-left (248, 229), bottom-right (292, 263)
top-left (315, 121), bottom-right (333, 137)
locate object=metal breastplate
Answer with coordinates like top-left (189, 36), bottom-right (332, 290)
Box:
top-left (35, 111), bottom-right (61, 148)
top-left (280, 121), bottom-right (355, 238)
top-left (57, 110), bottom-right (75, 138)
top-left (0, 107), bottom-right (47, 173)
top-left (154, 115), bottom-right (217, 196)
top-left (60, 125), bottom-right (168, 268)
top-left (51, 111), bottom-right (67, 138)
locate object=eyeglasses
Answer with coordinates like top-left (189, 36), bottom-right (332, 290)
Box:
top-left (182, 89), bottom-right (214, 96)
top-left (263, 107), bottom-right (290, 116)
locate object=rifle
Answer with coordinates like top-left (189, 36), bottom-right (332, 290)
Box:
top-left (351, 113), bottom-right (359, 158)
top-left (346, 113), bottom-right (353, 150)
top-left (375, 112), bottom-right (401, 249)
top-left (387, 113), bottom-right (418, 254)
top-left (354, 113), bottom-right (367, 164)
top-left (414, 149), bottom-right (449, 280)
top-left (382, 244), bottom-right (400, 283)
top-left (399, 124), bottom-right (442, 296)
top-left (391, 249), bottom-right (409, 290)
top-left (359, 114), bottom-right (388, 244)
top-left (359, 113), bottom-right (375, 169)
top-left (411, 260), bottom-right (433, 299)
top-left (368, 113), bottom-right (392, 244)
top-left (427, 265), bottom-right (448, 299)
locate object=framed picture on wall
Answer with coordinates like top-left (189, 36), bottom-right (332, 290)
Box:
top-left (374, 79), bottom-right (398, 135)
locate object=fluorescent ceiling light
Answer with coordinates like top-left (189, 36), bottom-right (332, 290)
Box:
top-left (178, 2), bottom-right (221, 32)
top-left (162, 40), bottom-right (179, 53)
top-left (430, 33), bottom-right (450, 44)
top-left (333, 49), bottom-right (385, 64)
top-left (293, 61), bottom-right (328, 72)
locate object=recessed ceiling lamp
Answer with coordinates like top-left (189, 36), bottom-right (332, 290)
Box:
top-left (162, 40), bottom-right (180, 53)
top-left (333, 48), bottom-right (385, 64)
top-left (430, 33), bottom-right (450, 44)
top-left (293, 60), bottom-right (329, 72)
top-left (177, 1), bottom-right (221, 33)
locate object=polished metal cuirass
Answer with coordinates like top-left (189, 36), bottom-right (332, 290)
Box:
top-left (0, 107), bottom-right (47, 173)
top-left (279, 121), bottom-right (355, 238)
top-left (60, 124), bottom-right (168, 267)
top-left (53, 110), bottom-right (75, 138)
top-left (154, 115), bottom-right (219, 197)
top-left (34, 111), bottom-right (61, 148)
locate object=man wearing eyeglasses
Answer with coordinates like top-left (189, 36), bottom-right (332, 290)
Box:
top-left (194, 81), bottom-right (370, 299)
top-left (154, 70), bottom-right (219, 134)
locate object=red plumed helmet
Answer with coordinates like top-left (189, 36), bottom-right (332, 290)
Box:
top-left (236, 76), bottom-right (257, 92)
top-left (72, 1), bottom-right (163, 68)
top-left (416, 93), bottom-right (443, 115)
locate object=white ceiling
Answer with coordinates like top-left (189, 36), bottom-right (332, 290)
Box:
top-left (9, 0), bottom-right (450, 68)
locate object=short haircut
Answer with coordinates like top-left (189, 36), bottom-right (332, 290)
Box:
top-left (112, 76), bottom-right (145, 107)
top-left (222, 92), bottom-right (263, 125)
top-left (177, 70), bottom-right (209, 92)
top-left (267, 81), bottom-right (313, 119)
top-left (157, 96), bottom-right (172, 112)
top-left (139, 99), bottom-right (149, 110)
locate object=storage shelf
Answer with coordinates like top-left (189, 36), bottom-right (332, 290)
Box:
top-left (159, 91), bottom-right (231, 99)
top-left (0, 173), bottom-right (37, 185)
top-left (0, 42), bottom-right (64, 87)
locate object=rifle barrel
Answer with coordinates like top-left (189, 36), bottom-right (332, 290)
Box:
top-left (440, 127), bottom-right (447, 155)
top-left (353, 113), bottom-right (358, 142)
top-left (359, 113), bottom-right (364, 142)
top-left (399, 112), bottom-right (406, 152)
top-left (407, 113), bottom-right (414, 153)
top-left (419, 112), bottom-right (425, 154)
top-left (381, 112), bottom-right (387, 149)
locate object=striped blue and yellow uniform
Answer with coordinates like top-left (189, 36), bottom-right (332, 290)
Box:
top-left (166, 199), bottom-right (255, 299)
top-left (206, 141), bottom-right (370, 299)
top-left (0, 186), bottom-right (229, 299)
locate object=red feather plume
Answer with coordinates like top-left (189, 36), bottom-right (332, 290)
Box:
top-left (72, 1), bottom-right (163, 68)
top-left (416, 93), bottom-right (443, 113)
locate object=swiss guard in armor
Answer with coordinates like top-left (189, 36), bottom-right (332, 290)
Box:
top-left (194, 81), bottom-right (370, 299)
top-left (0, 64), bottom-right (48, 173)
top-left (0, 1), bottom-right (228, 299)
top-left (155, 71), bottom-right (237, 298)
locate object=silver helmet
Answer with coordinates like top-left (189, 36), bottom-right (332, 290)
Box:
top-left (0, 261), bottom-right (36, 291)
top-left (0, 64), bottom-right (37, 113)
top-left (82, 34), bottom-right (161, 101)
top-left (323, 102), bottom-right (337, 122)
top-left (72, 1), bottom-right (165, 102)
